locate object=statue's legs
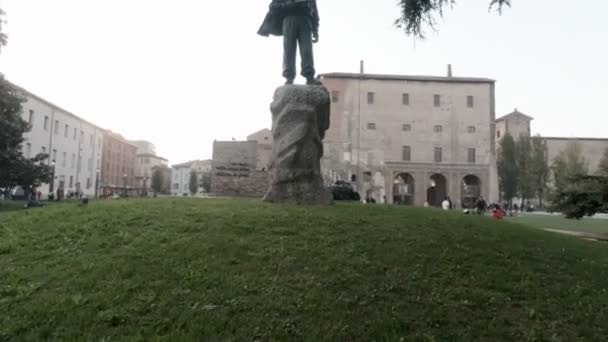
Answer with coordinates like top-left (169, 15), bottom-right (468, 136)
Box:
top-left (282, 16), bottom-right (315, 83)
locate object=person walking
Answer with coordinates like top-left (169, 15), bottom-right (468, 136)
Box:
top-left (441, 197), bottom-right (451, 210)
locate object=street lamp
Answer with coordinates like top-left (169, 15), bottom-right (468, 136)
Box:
top-left (95, 168), bottom-right (100, 199)
top-left (123, 173), bottom-right (128, 197)
top-left (49, 160), bottom-right (56, 195)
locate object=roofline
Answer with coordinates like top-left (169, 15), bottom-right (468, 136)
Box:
top-left (496, 111), bottom-right (535, 122)
top-left (10, 81), bottom-right (106, 132)
top-left (541, 136), bottom-right (608, 142)
top-left (104, 131), bottom-right (140, 149)
top-left (137, 153), bottom-right (168, 161)
top-left (319, 72), bottom-right (495, 84)
top-left (172, 159), bottom-right (212, 169)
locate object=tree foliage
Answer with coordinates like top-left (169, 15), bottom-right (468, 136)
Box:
top-left (0, 74), bottom-right (52, 191)
top-left (530, 136), bottom-right (549, 206)
top-left (497, 133), bottom-right (518, 203)
top-left (550, 141), bottom-right (588, 195)
top-left (553, 175), bottom-right (608, 220)
top-left (189, 170), bottom-right (198, 195)
top-left (0, 8), bottom-right (7, 54)
top-left (151, 168), bottom-right (164, 194)
top-left (395, 0), bottom-right (511, 38)
top-left (200, 171), bottom-right (211, 193)
top-left (515, 135), bottom-right (534, 202)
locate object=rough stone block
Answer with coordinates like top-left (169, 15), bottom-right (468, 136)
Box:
top-left (264, 85), bottom-right (333, 205)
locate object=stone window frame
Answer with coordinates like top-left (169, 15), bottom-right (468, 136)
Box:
top-left (367, 123), bottom-right (377, 130)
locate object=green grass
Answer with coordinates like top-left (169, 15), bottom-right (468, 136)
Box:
top-left (1, 199), bottom-right (608, 341)
top-left (0, 201), bottom-right (27, 213)
top-left (510, 214), bottom-right (608, 235)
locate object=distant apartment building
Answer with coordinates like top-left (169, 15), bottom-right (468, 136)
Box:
top-left (16, 84), bottom-right (105, 197)
top-left (135, 152), bottom-right (168, 190)
top-left (100, 131), bottom-right (138, 196)
top-left (171, 160), bottom-right (212, 196)
top-left (319, 69), bottom-right (499, 207)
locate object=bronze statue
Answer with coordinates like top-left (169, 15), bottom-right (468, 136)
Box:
top-left (258, 0), bottom-right (321, 85)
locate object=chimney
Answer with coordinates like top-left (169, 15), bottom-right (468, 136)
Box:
top-left (360, 60), bottom-right (365, 75)
top-left (447, 64), bottom-right (453, 77)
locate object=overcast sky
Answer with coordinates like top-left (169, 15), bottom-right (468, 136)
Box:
top-left (1, 0), bottom-right (607, 164)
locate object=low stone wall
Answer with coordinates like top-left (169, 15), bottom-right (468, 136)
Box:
top-left (211, 166), bottom-right (269, 197)
top-left (211, 141), bottom-right (269, 197)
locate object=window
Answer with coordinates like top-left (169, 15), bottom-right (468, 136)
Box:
top-left (52, 149), bottom-right (57, 162)
top-left (90, 134), bottom-right (94, 146)
top-left (86, 178), bottom-right (91, 189)
top-left (73, 128), bottom-right (77, 140)
top-left (80, 131), bottom-right (84, 142)
top-left (71, 153), bottom-right (75, 168)
top-left (41, 146), bottom-right (47, 154)
top-left (69, 176), bottom-right (73, 188)
top-left (468, 148), bottom-right (476, 163)
top-left (331, 91), bottom-right (339, 103)
top-left (44, 116), bottom-right (49, 130)
top-left (434, 94), bottom-right (441, 107)
top-left (65, 124), bottom-right (69, 137)
top-left (25, 143), bottom-right (32, 158)
top-left (434, 147), bottom-right (443, 163)
top-left (402, 124), bottom-right (412, 132)
top-left (402, 146), bottom-right (411, 161)
top-left (434, 125), bottom-right (443, 133)
top-left (367, 92), bottom-right (375, 104)
top-left (77, 156), bottom-right (82, 171)
top-left (467, 126), bottom-right (476, 133)
top-left (28, 110), bottom-right (35, 124)
top-left (402, 93), bottom-right (410, 105)
top-left (497, 130), bottom-right (501, 138)
top-left (367, 123), bottom-right (376, 130)
top-left (54, 120), bottom-right (59, 134)
top-left (467, 96), bottom-right (474, 108)
top-left (62, 152), bottom-right (67, 167)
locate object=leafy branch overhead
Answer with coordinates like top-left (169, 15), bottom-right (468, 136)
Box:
top-left (396, 0), bottom-right (512, 38)
top-left (0, 9), bottom-right (7, 52)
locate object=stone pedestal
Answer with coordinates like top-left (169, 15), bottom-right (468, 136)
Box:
top-left (263, 85), bottom-right (333, 205)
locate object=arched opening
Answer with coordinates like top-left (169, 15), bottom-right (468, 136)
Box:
top-left (393, 173), bottom-right (415, 205)
top-left (462, 175), bottom-right (481, 209)
top-left (426, 174), bottom-right (447, 207)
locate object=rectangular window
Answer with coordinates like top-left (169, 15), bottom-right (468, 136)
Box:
top-left (69, 176), bottom-right (73, 188)
top-left (434, 147), bottom-right (443, 163)
top-left (25, 143), bottom-right (32, 158)
top-left (28, 110), bottom-right (35, 124)
top-left (402, 93), bottom-right (410, 105)
top-left (434, 125), bottom-right (443, 133)
top-left (44, 116), bottom-right (49, 130)
top-left (90, 134), bottom-right (94, 146)
top-left (78, 156), bottom-right (82, 171)
top-left (468, 148), bottom-right (476, 163)
top-left (497, 130), bottom-right (501, 138)
top-left (402, 124), bottom-right (412, 132)
top-left (434, 94), bottom-right (441, 107)
top-left (467, 126), bottom-right (476, 133)
top-left (367, 123), bottom-right (376, 130)
top-left (54, 120), bottom-right (59, 134)
top-left (80, 131), bottom-right (84, 143)
top-left (367, 92), bottom-right (375, 104)
top-left (402, 146), bottom-right (411, 161)
top-left (73, 128), bottom-right (77, 140)
top-left (52, 149), bottom-right (57, 162)
top-left (62, 152), bottom-right (67, 167)
top-left (86, 178), bottom-right (91, 189)
top-left (64, 124), bottom-right (69, 137)
top-left (331, 91), bottom-right (339, 103)
top-left (467, 96), bottom-right (474, 108)
top-left (71, 153), bottom-right (75, 168)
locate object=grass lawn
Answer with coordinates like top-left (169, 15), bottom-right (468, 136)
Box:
top-left (510, 213), bottom-right (608, 235)
top-left (1, 199), bottom-right (608, 341)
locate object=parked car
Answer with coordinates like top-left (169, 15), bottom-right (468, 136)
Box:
top-left (331, 181), bottom-right (361, 201)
